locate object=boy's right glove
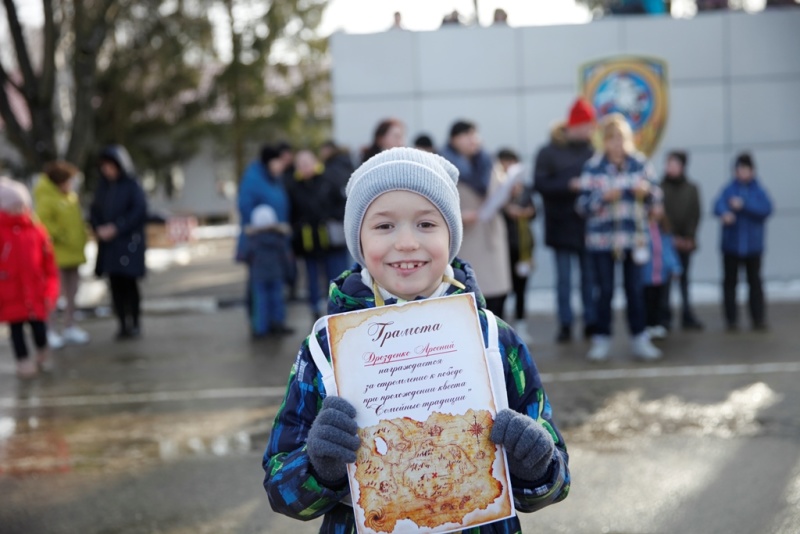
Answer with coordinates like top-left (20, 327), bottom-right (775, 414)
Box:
top-left (490, 408), bottom-right (556, 482)
top-left (306, 396), bottom-right (361, 485)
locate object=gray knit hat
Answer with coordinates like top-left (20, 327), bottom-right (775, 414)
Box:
top-left (344, 147), bottom-right (462, 267)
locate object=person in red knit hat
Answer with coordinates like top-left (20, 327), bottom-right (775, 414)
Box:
top-left (568, 98), bottom-right (596, 128)
top-left (533, 97), bottom-right (598, 344)
top-left (0, 177), bottom-right (60, 378)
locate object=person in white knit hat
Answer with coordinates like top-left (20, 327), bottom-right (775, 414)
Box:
top-left (263, 147), bottom-right (570, 532)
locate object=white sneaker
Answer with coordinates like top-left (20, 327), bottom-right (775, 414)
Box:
top-left (646, 325), bottom-right (668, 340)
top-left (632, 333), bottom-right (662, 361)
top-left (514, 320), bottom-right (534, 345)
top-left (62, 326), bottom-right (90, 344)
top-left (587, 335), bottom-right (611, 362)
top-left (47, 330), bottom-right (65, 350)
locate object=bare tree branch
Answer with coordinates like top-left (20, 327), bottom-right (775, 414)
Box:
top-left (2, 0), bottom-right (39, 100)
top-left (66, 0), bottom-right (118, 166)
top-left (40, 0), bottom-right (57, 104)
top-left (0, 61), bottom-right (36, 164)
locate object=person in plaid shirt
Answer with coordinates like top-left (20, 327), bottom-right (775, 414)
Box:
top-left (263, 147), bottom-right (570, 533)
top-left (576, 113), bottom-right (663, 363)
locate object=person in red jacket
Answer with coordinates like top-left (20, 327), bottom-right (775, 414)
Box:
top-left (0, 177), bottom-right (60, 378)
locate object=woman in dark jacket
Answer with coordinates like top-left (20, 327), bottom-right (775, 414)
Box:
top-left (90, 145), bottom-right (147, 339)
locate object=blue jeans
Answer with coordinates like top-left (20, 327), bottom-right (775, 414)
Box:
top-left (591, 250), bottom-right (646, 336)
top-left (305, 250), bottom-right (349, 315)
top-left (250, 279), bottom-right (286, 336)
top-left (553, 248), bottom-right (596, 328)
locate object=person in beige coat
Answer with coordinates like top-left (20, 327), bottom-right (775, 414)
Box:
top-left (441, 120), bottom-right (511, 318)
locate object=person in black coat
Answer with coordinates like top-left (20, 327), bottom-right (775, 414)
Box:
top-left (533, 98), bottom-right (597, 343)
top-left (287, 150), bottom-right (349, 319)
top-left (319, 140), bottom-right (355, 194)
top-left (90, 145), bottom-right (147, 340)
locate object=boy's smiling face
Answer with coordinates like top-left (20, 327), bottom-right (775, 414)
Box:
top-left (360, 190), bottom-right (450, 301)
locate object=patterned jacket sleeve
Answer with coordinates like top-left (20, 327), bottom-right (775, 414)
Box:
top-left (575, 163), bottom-right (605, 218)
top-left (263, 337), bottom-right (351, 520)
top-left (481, 312), bottom-right (570, 513)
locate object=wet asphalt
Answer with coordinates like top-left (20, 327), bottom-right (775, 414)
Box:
top-left (1, 238), bottom-right (798, 534)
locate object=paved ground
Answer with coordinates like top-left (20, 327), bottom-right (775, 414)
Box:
top-left (1, 238), bottom-right (798, 534)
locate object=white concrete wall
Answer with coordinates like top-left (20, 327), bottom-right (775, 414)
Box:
top-left (148, 139), bottom-right (237, 220)
top-left (331, 9), bottom-right (800, 288)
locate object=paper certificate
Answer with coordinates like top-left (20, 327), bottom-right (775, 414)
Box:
top-left (325, 293), bottom-right (515, 534)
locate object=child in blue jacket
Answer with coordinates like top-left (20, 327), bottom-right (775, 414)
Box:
top-left (244, 205), bottom-right (292, 337)
top-left (263, 148), bottom-right (569, 533)
top-left (642, 205), bottom-right (682, 340)
top-left (713, 153), bottom-right (773, 331)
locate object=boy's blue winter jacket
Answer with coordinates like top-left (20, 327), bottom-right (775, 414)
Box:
top-left (246, 231), bottom-right (289, 284)
top-left (263, 258), bottom-right (570, 534)
top-left (713, 178), bottom-right (772, 256)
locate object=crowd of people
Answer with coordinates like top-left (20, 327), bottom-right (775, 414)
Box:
top-left (0, 98), bottom-right (775, 377)
top-left (235, 97), bottom-right (774, 364)
top-left (534, 99), bottom-right (773, 361)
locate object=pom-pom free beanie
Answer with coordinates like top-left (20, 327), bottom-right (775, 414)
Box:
top-left (344, 147), bottom-right (462, 267)
top-left (250, 204), bottom-right (278, 228)
top-left (567, 97), bottom-right (596, 127)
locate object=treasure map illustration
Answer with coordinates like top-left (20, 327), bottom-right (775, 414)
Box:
top-left (323, 294), bottom-right (515, 534)
top-left (355, 410), bottom-right (508, 533)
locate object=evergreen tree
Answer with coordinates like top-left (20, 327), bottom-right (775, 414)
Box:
top-left (212, 0), bottom-right (329, 180)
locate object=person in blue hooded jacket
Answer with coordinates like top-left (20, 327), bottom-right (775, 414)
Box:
top-left (236, 145), bottom-right (292, 335)
top-left (89, 145), bottom-right (147, 340)
top-left (712, 153), bottom-right (773, 331)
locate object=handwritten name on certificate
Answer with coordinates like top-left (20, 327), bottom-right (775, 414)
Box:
top-left (325, 293), bottom-right (515, 534)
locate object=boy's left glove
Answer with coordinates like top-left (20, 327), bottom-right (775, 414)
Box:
top-left (490, 408), bottom-right (555, 482)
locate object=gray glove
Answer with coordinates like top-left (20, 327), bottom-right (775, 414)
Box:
top-left (306, 396), bottom-right (361, 485)
top-left (490, 408), bottom-right (555, 482)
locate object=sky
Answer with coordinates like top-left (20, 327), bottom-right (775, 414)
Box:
top-left (8, 0), bottom-right (592, 41)
top-left (318, 0), bottom-right (592, 34)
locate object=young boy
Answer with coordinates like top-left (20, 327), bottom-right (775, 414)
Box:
top-left (713, 152), bottom-right (773, 331)
top-left (0, 177), bottom-right (60, 378)
top-left (263, 148), bottom-right (569, 532)
top-left (244, 204), bottom-right (292, 337)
